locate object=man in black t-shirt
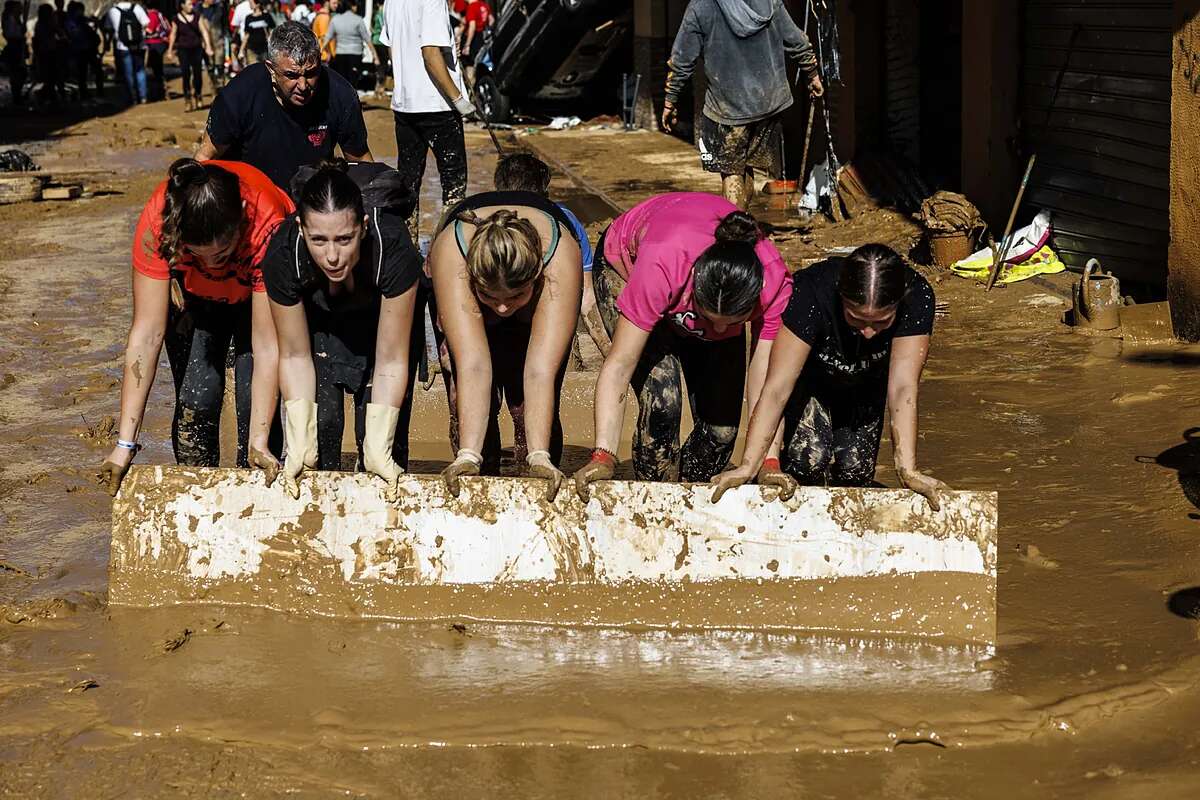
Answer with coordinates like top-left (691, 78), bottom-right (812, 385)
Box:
top-left (195, 20), bottom-right (371, 190)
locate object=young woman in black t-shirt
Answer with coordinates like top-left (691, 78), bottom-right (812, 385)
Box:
top-left (427, 191), bottom-right (582, 501)
top-left (259, 163), bottom-right (422, 499)
top-left (712, 243), bottom-right (950, 510)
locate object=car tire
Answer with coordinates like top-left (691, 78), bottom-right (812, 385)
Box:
top-left (475, 73), bottom-right (511, 123)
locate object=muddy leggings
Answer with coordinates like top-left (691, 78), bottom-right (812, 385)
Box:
top-left (439, 317), bottom-right (567, 475)
top-left (780, 381), bottom-right (887, 486)
top-left (593, 240), bottom-right (746, 482)
top-left (392, 110), bottom-right (467, 242)
top-left (164, 297), bottom-right (280, 467)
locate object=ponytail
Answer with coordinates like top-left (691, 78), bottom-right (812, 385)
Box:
top-left (158, 158), bottom-right (243, 265)
top-left (692, 210), bottom-right (765, 318)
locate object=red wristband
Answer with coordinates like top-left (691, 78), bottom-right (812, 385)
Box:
top-left (590, 448), bottom-right (616, 467)
top-left (761, 457), bottom-right (781, 472)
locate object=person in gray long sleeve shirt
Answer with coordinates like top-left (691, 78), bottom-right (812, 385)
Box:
top-left (662, 0), bottom-right (822, 209)
top-left (324, 4), bottom-right (379, 88)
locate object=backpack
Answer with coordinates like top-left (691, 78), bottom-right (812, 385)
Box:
top-left (117, 6), bottom-right (143, 49)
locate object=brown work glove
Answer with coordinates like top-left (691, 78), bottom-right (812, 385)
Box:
top-left (897, 466), bottom-right (949, 512)
top-left (526, 450), bottom-right (564, 503)
top-left (572, 449), bottom-right (615, 501)
top-left (756, 457), bottom-right (797, 501)
top-left (709, 464), bottom-right (754, 504)
top-left (442, 449), bottom-right (482, 498)
top-left (248, 446), bottom-right (281, 488)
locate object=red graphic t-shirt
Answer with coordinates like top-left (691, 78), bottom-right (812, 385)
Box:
top-left (131, 161), bottom-right (295, 304)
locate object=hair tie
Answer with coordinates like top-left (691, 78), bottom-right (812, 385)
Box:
top-left (171, 160), bottom-right (209, 190)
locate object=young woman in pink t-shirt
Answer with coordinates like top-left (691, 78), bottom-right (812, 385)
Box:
top-left (573, 192), bottom-right (794, 496)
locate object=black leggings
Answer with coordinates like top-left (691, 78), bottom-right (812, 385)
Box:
top-left (164, 296), bottom-right (280, 467)
top-left (177, 46), bottom-right (204, 98)
top-left (781, 381), bottom-right (886, 486)
top-left (439, 316), bottom-right (567, 475)
top-left (147, 44), bottom-right (165, 97)
top-left (593, 242), bottom-right (745, 482)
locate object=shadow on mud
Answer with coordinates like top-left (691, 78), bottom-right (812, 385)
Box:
top-left (1138, 428), bottom-right (1200, 516)
top-left (1123, 351), bottom-right (1200, 367)
top-left (1167, 586), bottom-right (1200, 620)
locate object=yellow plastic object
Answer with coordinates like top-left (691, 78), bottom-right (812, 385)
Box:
top-left (951, 245), bottom-right (1066, 284)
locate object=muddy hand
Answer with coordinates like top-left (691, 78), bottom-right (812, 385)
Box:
top-left (661, 102), bottom-right (676, 133)
top-left (96, 460), bottom-right (130, 497)
top-left (756, 458), bottom-right (797, 502)
top-left (898, 467), bottom-right (949, 512)
top-left (443, 449), bottom-right (482, 498)
top-left (248, 447), bottom-right (280, 487)
top-left (573, 449), bottom-right (615, 501)
top-left (808, 74), bottom-right (825, 98)
top-left (710, 466), bottom-right (754, 504)
top-left (526, 450), bottom-right (563, 503)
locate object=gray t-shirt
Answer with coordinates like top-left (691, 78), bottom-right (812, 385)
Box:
top-left (324, 11), bottom-right (371, 55)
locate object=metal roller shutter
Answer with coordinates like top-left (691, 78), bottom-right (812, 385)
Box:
top-left (1021, 0), bottom-right (1171, 288)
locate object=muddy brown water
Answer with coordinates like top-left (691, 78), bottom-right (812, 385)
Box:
top-left (2, 103), bottom-right (1200, 796)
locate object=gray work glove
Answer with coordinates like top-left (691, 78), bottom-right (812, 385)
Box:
top-left (526, 449), bottom-right (563, 503)
top-left (442, 448), bottom-right (481, 497)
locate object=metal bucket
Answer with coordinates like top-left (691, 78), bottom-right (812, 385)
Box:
top-left (1072, 258), bottom-right (1121, 331)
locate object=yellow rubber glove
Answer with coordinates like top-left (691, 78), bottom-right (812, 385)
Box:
top-left (281, 398), bottom-right (318, 499)
top-left (363, 402), bottom-right (404, 501)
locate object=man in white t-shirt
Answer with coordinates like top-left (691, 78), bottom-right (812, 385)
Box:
top-left (290, 0), bottom-right (314, 25)
top-left (380, 0), bottom-right (475, 239)
top-left (105, 1), bottom-right (151, 104)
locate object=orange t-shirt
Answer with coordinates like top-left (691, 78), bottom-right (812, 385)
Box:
top-left (132, 160), bottom-right (295, 304)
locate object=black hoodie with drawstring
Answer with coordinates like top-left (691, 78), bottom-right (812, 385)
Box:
top-left (664, 0), bottom-right (818, 127)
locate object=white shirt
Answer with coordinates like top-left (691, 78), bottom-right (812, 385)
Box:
top-left (106, 2), bottom-right (151, 52)
top-left (380, 0), bottom-right (466, 114)
top-left (231, 0), bottom-right (253, 33)
top-left (290, 5), bottom-right (314, 24)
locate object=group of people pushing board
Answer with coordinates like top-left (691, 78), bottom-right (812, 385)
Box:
top-left (98, 153), bottom-right (948, 511)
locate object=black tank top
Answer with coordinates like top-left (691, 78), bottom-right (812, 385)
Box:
top-left (175, 12), bottom-right (202, 49)
top-left (440, 191), bottom-right (575, 264)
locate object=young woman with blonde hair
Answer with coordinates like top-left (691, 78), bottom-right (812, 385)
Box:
top-left (427, 190), bottom-right (582, 500)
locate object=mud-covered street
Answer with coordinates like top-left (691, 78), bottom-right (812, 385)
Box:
top-left (3, 96), bottom-right (1200, 797)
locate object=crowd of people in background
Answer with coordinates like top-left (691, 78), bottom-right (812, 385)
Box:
top-left (0, 0), bottom-right (492, 111)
